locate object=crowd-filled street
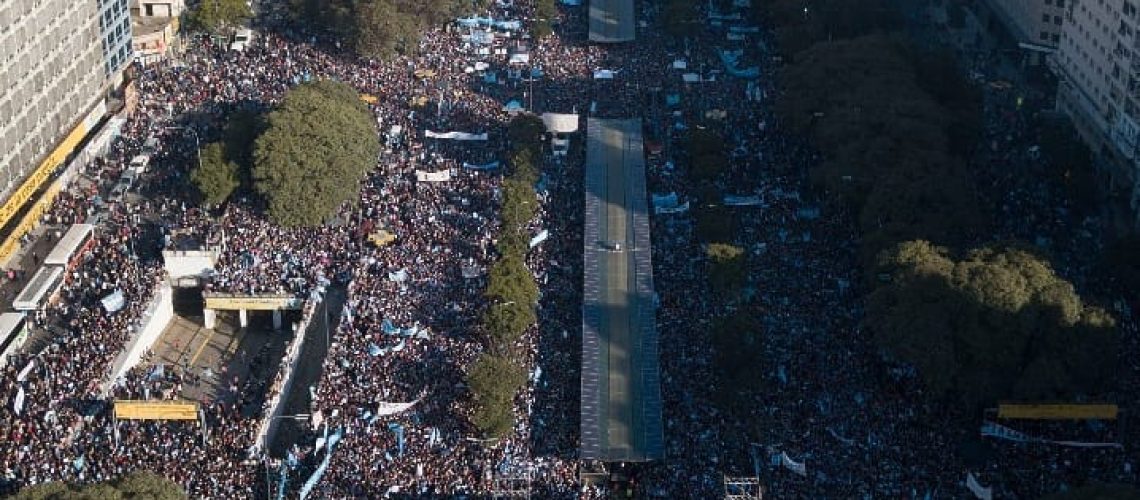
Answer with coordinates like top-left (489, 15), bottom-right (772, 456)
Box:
top-left (0, 0), bottom-right (1137, 498)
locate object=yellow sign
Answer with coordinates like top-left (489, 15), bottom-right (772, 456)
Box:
top-left (997, 404), bottom-right (1119, 420)
top-left (413, 69), bottom-right (436, 79)
top-left (0, 179), bottom-right (64, 266)
top-left (409, 96), bottom-right (429, 107)
top-left (368, 230), bottom-right (396, 247)
top-left (360, 94), bottom-right (379, 104)
top-left (203, 294), bottom-right (303, 311)
top-left (114, 400), bottom-right (200, 420)
top-left (0, 114), bottom-right (91, 231)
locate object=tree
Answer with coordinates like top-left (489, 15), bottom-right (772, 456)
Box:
top-left (482, 300), bottom-right (537, 349)
top-left (253, 80), bottom-right (379, 227)
top-left (869, 240), bottom-right (1118, 407)
top-left (507, 114), bottom-right (546, 149)
top-left (533, 0), bottom-right (556, 38)
top-left (707, 243), bottom-right (747, 297)
top-left (499, 179), bottom-right (537, 236)
top-left (191, 142), bottom-right (241, 207)
top-left (223, 109), bottom-right (266, 171)
top-left (663, 0), bottom-right (698, 38)
top-left (687, 128), bottom-right (727, 184)
top-left (354, 0), bottom-right (418, 59)
top-left (11, 471), bottom-right (187, 500)
top-left (466, 353), bottom-right (526, 438)
top-left (485, 255), bottom-right (539, 307)
top-left (185, 0), bottom-right (251, 34)
top-left (695, 206), bottom-right (735, 243)
top-left (711, 308), bottom-right (765, 405)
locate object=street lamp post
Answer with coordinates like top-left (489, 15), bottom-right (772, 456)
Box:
top-left (166, 126), bottom-right (202, 172)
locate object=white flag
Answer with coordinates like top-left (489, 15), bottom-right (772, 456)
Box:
top-left (13, 387), bottom-right (25, 416)
top-left (781, 452), bottom-right (807, 477)
top-left (966, 473), bottom-right (993, 500)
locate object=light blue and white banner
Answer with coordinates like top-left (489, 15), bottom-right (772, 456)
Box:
top-left (299, 427), bottom-right (343, 500)
top-left (463, 161), bottom-right (501, 170)
top-left (723, 194), bottom-right (763, 206)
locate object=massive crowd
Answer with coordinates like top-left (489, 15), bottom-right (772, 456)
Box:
top-left (0, 0), bottom-right (1138, 498)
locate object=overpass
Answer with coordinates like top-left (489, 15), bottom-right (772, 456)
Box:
top-left (581, 118), bottom-right (663, 462)
top-left (589, 0), bottom-right (635, 43)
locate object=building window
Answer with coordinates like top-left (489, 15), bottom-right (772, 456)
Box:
top-left (1056, 0), bottom-right (1063, 6)
top-left (1042, 31), bottom-right (1050, 40)
top-left (1055, 16), bottom-right (1062, 25)
top-left (1044, 14), bottom-right (1052, 22)
top-left (1053, 34), bottom-right (1061, 43)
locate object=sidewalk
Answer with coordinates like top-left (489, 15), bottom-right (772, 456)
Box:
top-left (0, 223), bottom-right (64, 307)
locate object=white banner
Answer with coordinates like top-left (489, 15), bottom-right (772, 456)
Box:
top-left (13, 387), bottom-right (24, 416)
top-left (781, 452), bottom-right (806, 477)
top-left (529, 229), bottom-right (549, 248)
top-left (461, 264), bottom-right (483, 279)
top-left (376, 394), bottom-right (424, 416)
top-left (655, 201), bottom-right (690, 214)
top-left (966, 473), bottom-right (992, 500)
top-left (416, 170), bottom-right (451, 182)
top-left (102, 289), bottom-right (126, 313)
top-left (980, 421), bottom-right (1123, 449)
top-left (425, 130), bottom-right (488, 141)
top-left (593, 69), bottom-right (616, 80)
top-left (17, 360), bottom-right (34, 382)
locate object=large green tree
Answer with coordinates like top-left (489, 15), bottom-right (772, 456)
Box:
top-left (293, 0), bottom-right (471, 59)
top-left (185, 0), bottom-right (251, 34)
top-left (191, 142), bottom-right (241, 207)
top-left (466, 353), bottom-right (526, 438)
top-left (869, 240), bottom-right (1117, 407)
top-left (253, 80), bottom-right (379, 226)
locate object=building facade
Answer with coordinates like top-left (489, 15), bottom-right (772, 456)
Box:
top-left (975, 0), bottom-right (1068, 66)
top-left (1053, 0), bottom-right (1140, 217)
top-left (0, 0), bottom-right (131, 206)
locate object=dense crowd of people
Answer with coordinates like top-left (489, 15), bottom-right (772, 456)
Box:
top-left (0, 0), bottom-right (1137, 498)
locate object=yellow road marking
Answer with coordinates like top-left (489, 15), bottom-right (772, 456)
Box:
top-left (188, 326), bottom-right (216, 366)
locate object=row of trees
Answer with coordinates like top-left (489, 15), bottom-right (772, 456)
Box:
top-left (191, 81), bottom-right (379, 226)
top-left (13, 471), bottom-right (185, 500)
top-left (465, 115), bottom-right (546, 438)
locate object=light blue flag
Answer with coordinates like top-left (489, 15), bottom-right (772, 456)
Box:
top-left (388, 422), bottom-right (406, 457)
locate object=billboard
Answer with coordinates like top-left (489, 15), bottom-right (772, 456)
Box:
top-left (203, 294), bottom-right (304, 310)
top-left (114, 400), bottom-right (200, 420)
top-left (997, 404), bottom-right (1119, 420)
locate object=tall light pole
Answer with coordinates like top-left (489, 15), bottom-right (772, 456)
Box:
top-left (166, 126), bottom-right (202, 172)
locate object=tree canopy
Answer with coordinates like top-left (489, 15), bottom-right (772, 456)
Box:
top-left (465, 115), bottom-right (545, 438)
top-left (706, 243), bottom-right (747, 297)
top-left (778, 34), bottom-right (984, 266)
top-left (185, 0), bottom-right (251, 35)
top-left (291, 0), bottom-right (477, 59)
top-left (191, 142), bottom-right (241, 207)
top-left (12, 471), bottom-right (186, 500)
top-left (253, 80), bottom-right (379, 226)
top-left (869, 240), bottom-right (1117, 407)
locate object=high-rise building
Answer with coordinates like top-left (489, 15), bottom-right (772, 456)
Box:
top-left (983, 0), bottom-right (1067, 52)
top-left (0, 0), bottom-right (132, 244)
top-left (1053, 0), bottom-right (1140, 217)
